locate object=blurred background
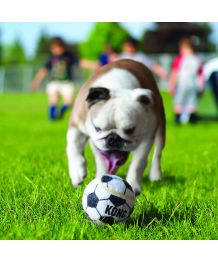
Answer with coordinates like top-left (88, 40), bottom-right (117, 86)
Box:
top-left (0, 22), bottom-right (218, 92)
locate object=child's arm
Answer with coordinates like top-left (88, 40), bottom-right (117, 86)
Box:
top-left (31, 68), bottom-right (48, 90)
top-left (80, 59), bottom-right (99, 71)
top-left (168, 56), bottom-right (181, 95)
top-left (152, 63), bottom-right (168, 80)
top-left (169, 69), bottom-right (177, 95)
top-left (197, 74), bottom-right (205, 92)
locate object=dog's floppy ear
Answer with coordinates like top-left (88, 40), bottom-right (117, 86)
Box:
top-left (86, 87), bottom-right (110, 107)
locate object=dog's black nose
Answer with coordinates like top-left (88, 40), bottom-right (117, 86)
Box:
top-left (106, 133), bottom-right (123, 149)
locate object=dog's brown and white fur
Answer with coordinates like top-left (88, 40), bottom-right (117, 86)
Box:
top-left (66, 59), bottom-right (166, 194)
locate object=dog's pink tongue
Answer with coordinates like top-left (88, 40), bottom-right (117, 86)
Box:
top-left (100, 151), bottom-right (129, 174)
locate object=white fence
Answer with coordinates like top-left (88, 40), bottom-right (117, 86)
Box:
top-left (0, 53), bottom-right (216, 93)
top-left (0, 64), bottom-right (84, 93)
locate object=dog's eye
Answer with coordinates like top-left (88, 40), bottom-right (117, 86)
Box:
top-left (86, 87), bottom-right (110, 107)
top-left (124, 127), bottom-right (135, 135)
top-left (94, 125), bottom-right (101, 132)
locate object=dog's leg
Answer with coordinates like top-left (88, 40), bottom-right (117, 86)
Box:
top-left (149, 126), bottom-right (165, 181)
top-left (66, 127), bottom-right (88, 187)
top-left (90, 141), bottom-right (107, 177)
top-left (126, 137), bottom-right (154, 195)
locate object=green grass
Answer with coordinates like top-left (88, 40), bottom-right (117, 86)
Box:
top-left (0, 90), bottom-right (217, 240)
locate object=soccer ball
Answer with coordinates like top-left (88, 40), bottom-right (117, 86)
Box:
top-left (82, 174), bottom-right (135, 225)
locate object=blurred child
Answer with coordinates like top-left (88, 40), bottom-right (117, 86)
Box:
top-left (169, 38), bottom-right (204, 124)
top-left (118, 37), bottom-right (168, 80)
top-left (31, 37), bottom-right (78, 120)
top-left (98, 43), bottom-right (119, 67)
top-left (99, 43), bottom-right (112, 66)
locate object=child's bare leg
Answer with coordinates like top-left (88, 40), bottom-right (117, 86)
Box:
top-left (49, 93), bottom-right (59, 104)
top-left (46, 82), bottom-right (59, 120)
top-left (64, 96), bottom-right (73, 105)
top-left (174, 105), bottom-right (183, 114)
top-left (60, 83), bottom-right (74, 117)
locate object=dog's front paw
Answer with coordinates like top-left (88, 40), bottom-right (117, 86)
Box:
top-left (126, 178), bottom-right (141, 196)
top-left (149, 165), bottom-right (162, 181)
top-left (69, 156), bottom-right (87, 187)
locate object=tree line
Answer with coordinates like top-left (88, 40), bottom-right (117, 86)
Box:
top-left (0, 22), bottom-right (217, 67)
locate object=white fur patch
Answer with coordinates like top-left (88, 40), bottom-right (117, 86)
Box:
top-left (92, 68), bottom-right (141, 97)
top-left (66, 128), bottom-right (88, 187)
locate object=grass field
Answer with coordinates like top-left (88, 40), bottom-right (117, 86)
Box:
top-left (0, 90), bottom-right (217, 240)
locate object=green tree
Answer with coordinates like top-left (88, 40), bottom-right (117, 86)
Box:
top-left (33, 31), bottom-right (51, 63)
top-left (2, 38), bottom-right (26, 65)
top-left (79, 22), bottom-right (129, 60)
top-left (142, 22), bottom-right (217, 54)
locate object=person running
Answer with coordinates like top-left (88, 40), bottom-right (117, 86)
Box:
top-left (99, 43), bottom-right (119, 67)
top-left (99, 43), bottom-right (112, 66)
top-left (169, 37), bottom-right (204, 124)
top-left (31, 37), bottom-right (78, 120)
top-left (118, 37), bottom-right (168, 80)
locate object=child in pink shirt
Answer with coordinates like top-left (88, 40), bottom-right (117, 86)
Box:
top-left (169, 38), bottom-right (204, 124)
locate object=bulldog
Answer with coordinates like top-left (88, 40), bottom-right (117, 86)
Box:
top-left (66, 59), bottom-right (166, 194)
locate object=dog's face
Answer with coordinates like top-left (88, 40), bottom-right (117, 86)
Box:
top-left (85, 86), bottom-right (157, 174)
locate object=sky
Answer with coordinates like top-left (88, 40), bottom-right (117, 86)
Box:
top-left (0, 22), bottom-right (218, 58)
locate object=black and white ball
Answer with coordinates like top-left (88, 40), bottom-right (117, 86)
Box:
top-left (82, 175), bottom-right (135, 225)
